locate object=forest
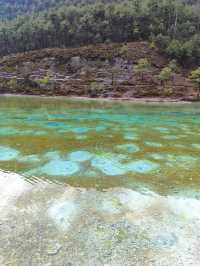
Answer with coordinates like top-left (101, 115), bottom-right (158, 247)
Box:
top-left (0, 0), bottom-right (199, 64)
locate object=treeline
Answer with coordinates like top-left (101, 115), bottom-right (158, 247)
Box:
top-left (0, 0), bottom-right (199, 64)
top-left (0, 0), bottom-right (120, 19)
top-left (0, 0), bottom-right (65, 19)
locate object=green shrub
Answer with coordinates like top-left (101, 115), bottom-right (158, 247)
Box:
top-left (88, 81), bottom-right (104, 96)
top-left (168, 59), bottom-right (179, 73)
top-left (38, 75), bottom-right (50, 85)
top-left (134, 58), bottom-right (151, 80)
top-left (189, 67), bottom-right (200, 99)
top-left (158, 67), bottom-right (173, 86)
top-left (120, 44), bottom-right (128, 57)
top-left (8, 78), bottom-right (17, 88)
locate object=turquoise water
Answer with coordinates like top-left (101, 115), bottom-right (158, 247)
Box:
top-left (0, 96), bottom-right (200, 194)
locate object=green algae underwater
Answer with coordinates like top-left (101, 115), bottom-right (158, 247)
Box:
top-left (0, 95), bottom-right (200, 195)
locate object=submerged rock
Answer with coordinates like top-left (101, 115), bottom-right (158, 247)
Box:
top-left (116, 144), bottom-right (140, 153)
top-left (40, 159), bottom-right (79, 176)
top-left (101, 197), bottom-right (123, 214)
top-left (47, 241), bottom-right (62, 256)
top-left (162, 135), bottom-right (179, 140)
top-left (155, 127), bottom-right (170, 133)
top-left (145, 141), bottom-right (162, 148)
top-left (151, 232), bottom-right (177, 248)
top-left (0, 146), bottom-right (19, 161)
top-left (117, 189), bottom-right (156, 212)
top-left (0, 171), bottom-right (31, 213)
top-left (18, 154), bottom-right (40, 163)
top-left (68, 151), bottom-right (93, 162)
top-left (75, 135), bottom-right (87, 140)
top-left (71, 127), bottom-right (90, 134)
top-left (91, 156), bottom-right (126, 176)
top-left (43, 151), bottom-right (61, 160)
top-left (48, 200), bottom-right (78, 230)
top-left (0, 127), bottom-right (19, 136)
top-left (45, 121), bottom-right (67, 129)
top-left (192, 144), bottom-right (200, 149)
top-left (124, 132), bottom-right (138, 141)
top-left (126, 160), bottom-right (159, 173)
top-left (150, 153), bottom-right (166, 161)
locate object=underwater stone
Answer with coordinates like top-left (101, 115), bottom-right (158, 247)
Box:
top-left (0, 127), bottom-right (19, 136)
top-left (173, 189), bottom-right (200, 200)
top-left (46, 121), bottom-right (66, 128)
top-left (34, 130), bottom-right (47, 136)
top-left (175, 155), bottom-right (197, 169)
top-left (176, 155), bottom-right (196, 162)
top-left (48, 113), bottom-right (68, 119)
top-left (18, 154), bottom-right (40, 163)
top-left (145, 141), bottom-right (162, 148)
top-left (168, 196), bottom-right (200, 220)
top-left (91, 156), bottom-right (126, 176)
top-left (75, 135), bottom-right (87, 140)
top-left (40, 159), bottom-right (79, 176)
top-left (151, 153), bottom-right (197, 166)
top-left (150, 153), bottom-right (166, 160)
top-left (83, 169), bottom-right (98, 178)
top-left (117, 189), bottom-right (156, 212)
top-left (101, 197), bottom-right (123, 214)
top-left (117, 144), bottom-right (140, 153)
top-left (47, 241), bottom-right (62, 256)
top-left (0, 171), bottom-right (30, 212)
top-left (68, 151), bottom-right (93, 162)
top-left (124, 133), bottom-right (138, 140)
top-left (152, 233), bottom-right (177, 248)
top-left (0, 146), bottom-right (19, 161)
top-left (192, 144), bottom-right (200, 149)
top-left (174, 144), bottom-right (185, 148)
top-left (48, 200), bottom-right (77, 230)
top-left (43, 151), bottom-right (61, 160)
top-left (155, 127), bottom-right (169, 133)
top-left (95, 125), bottom-right (107, 132)
top-left (18, 129), bottom-right (35, 136)
top-left (162, 135), bottom-right (179, 140)
top-left (71, 127), bottom-right (90, 134)
top-left (126, 160), bottom-right (159, 173)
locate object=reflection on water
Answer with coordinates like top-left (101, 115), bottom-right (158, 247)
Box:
top-left (0, 96), bottom-right (200, 194)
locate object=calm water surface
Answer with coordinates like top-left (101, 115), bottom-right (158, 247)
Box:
top-left (0, 96), bottom-right (200, 195)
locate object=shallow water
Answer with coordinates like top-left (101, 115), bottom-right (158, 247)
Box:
top-left (1, 96), bottom-right (200, 265)
top-left (1, 171), bottom-right (200, 265)
top-left (0, 96), bottom-right (200, 195)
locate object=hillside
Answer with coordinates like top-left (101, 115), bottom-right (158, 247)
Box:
top-left (0, 0), bottom-right (199, 66)
top-left (0, 42), bottom-right (197, 100)
top-left (0, 0), bottom-right (199, 100)
top-left (0, 0), bottom-right (199, 20)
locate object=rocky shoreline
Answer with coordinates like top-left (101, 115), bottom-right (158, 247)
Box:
top-left (1, 93), bottom-right (197, 104)
top-left (0, 42), bottom-right (198, 101)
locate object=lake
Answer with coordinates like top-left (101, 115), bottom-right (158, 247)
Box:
top-left (0, 96), bottom-right (200, 195)
top-left (0, 96), bottom-right (200, 265)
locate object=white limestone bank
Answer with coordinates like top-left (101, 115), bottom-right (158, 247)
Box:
top-left (0, 171), bottom-right (31, 215)
top-left (0, 171), bottom-right (200, 265)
